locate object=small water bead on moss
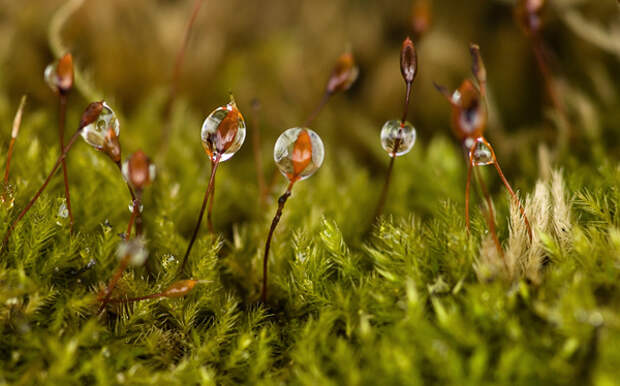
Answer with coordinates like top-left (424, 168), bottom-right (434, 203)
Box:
top-left (201, 96), bottom-right (246, 162)
top-left (380, 120), bottom-right (416, 157)
top-left (472, 141), bottom-right (494, 166)
top-left (80, 102), bottom-right (121, 158)
top-left (122, 150), bottom-right (156, 191)
top-left (117, 238), bottom-right (149, 267)
top-left (56, 198), bottom-right (69, 226)
top-left (0, 182), bottom-right (15, 209)
top-left (274, 128), bottom-right (325, 181)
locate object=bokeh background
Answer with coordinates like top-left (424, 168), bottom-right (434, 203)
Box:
top-left (0, 0), bottom-right (619, 233)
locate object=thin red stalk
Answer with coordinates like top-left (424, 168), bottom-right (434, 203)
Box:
top-left (177, 153), bottom-right (222, 276)
top-left (465, 142), bottom-right (475, 234)
top-left (98, 254), bottom-right (130, 311)
top-left (261, 180), bottom-right (295, 303)
top-left (2, 130), bottom-right (82, 249)
top-left (473, 167), bottom-right (505, 261)
top-left (373, 136), bottom-right (401, 221)
top-left (401, 82), bottom-right (412, 124)
top-left (303, 92), bottom-right (331, 127)
top-left (531, 33), bottom-right (562, 115)
top-left (125, 199), bottom-right (140, 240)
top-left (206, 160), bottom-right (216, 233)
top-left (484, 138), bottom-right (532, 241)
top-left (58, 93), bottom-right (74, 230)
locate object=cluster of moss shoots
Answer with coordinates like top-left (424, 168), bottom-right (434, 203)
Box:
top-left (1, 0), bottom-right (563, 308)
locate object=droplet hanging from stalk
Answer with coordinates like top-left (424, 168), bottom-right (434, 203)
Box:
top-left (262, 127), bottom-right (325, 302)
top-left (178, 95), bottom-right (246, 276)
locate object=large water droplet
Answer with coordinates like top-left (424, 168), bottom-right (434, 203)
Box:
top-left (274, 127), bottom-right (324, 181)
top-left (380, 120), bottom-right (416, 157)
top-left (201, 99), bottom-right (246, 162)
top-left (117, 238), bottom-right (149, 267)
top-left (472, 141), bottom-right (494, 166)
top-left (80, 102), bottom-right (120, 150)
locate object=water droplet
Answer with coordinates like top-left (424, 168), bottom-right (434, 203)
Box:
top-left (0, 182), bottom-right (15, 209)
top-left (80, 102), bottom-right (120, 151)
top-left (201, 97), bottom-right (246, 162)
top-left (56, 198), bottom-right (69, 226)
top-left (128, 200), bottom-right (144, 213)
top-left (380, 120), bottom-right (416, 157)
top-left (274, 127), bottom-right (324, 181)
top-left (472, 141), bottom-right (494, 166)
top-left (117, 238), bottom-right (149, 267)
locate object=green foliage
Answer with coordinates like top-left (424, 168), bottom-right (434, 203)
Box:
top-left (1, 1), bottom-right (620, 384)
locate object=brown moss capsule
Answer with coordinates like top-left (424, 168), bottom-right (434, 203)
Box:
top-left (515, 0), bottom-right (545, 35)
top-left (411, 0), bottom-right (432, 39)
top-left (122, 150), bottom-right (156, 191)
top-left (44, 53), bottom-right (74, 94)
top-left (400, 37), bottom-right (418, 85)
top-left (160, 279), bottom-right (198, 298)
top-left (434, 44), bottom-right (532, 257)
top-left (79, 101), bottom-right (104, 129)
top-left (325, 51), bottom-right (359, 95)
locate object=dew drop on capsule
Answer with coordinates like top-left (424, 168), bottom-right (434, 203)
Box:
top-left (380, 120), bottom-right (416, 157)
top-left (274, 127), bottom-right (325, 181)
top-left (44, 63), bottom-right (58, 93)
top-left (472, 141), bottom-right (494, 166)
top-left (201, 97), bottom-right (246, 162)
top-left (80, 102), bottom-right (120, 150)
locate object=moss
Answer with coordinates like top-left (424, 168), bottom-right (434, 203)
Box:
top-left (1, 0), bottom-right (620, 384)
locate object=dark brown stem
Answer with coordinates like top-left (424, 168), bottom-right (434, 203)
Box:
top-left (473, 167), bottom-right (505, 262)
top-left (531, 33), bottom-right (563, 116)
top-left (303, 92), bottom-right (331, 127)
top-left (114, 161), bottom-right (137, 203)
top-left (261, 181), bottom-right (294, 302)
top-left (3, 138), bottom-right (16, 183)
top-left (251, 100), bottom-right (266, 206)
top-left (106, 292), bottom-right (162, 304)
top-left (483, 137), bottom-right (532, 241)
top-left (401, 82), bottom-right (412, 124)
top-left (125, 196), bottom-right (141, 240)
top-left (178, 153), bottom-right (222, 276)
top-left (2, 129), bottom-right (82, 249)
top-left (206, 160), bottom-right (216, 233)
top-left (58, 93), bottom-right (74, 230)
top-left (373, 134), bottom-right (402, 221)
top-left (98, 254), bottom-right (130, 312)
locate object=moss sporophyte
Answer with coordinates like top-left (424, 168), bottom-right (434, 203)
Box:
top-left (434, 44), bottom-right (532, 260)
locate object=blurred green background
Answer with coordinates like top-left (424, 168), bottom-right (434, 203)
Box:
top-left (1, 0), bottom-right (618, 178)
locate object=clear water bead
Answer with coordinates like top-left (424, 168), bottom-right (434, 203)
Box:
top-left (472, 141), bottom-right (494, 166)
top-left (80, 102), bottom-right (120, 150)
top-left (56, 198), bottom-right (69, 226)
top-left (44, 63), bottom-right (58, 92)
top-left (201, 98), bottom-right (246, 162)
top-left (117, 238), bottom-right (148, 267)
top-left (274, 128), bottom-right (324, 181)
top-left (128, 200), bottom-right (144, 213)
top-left (380, 120), bottom-right (416, 157)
